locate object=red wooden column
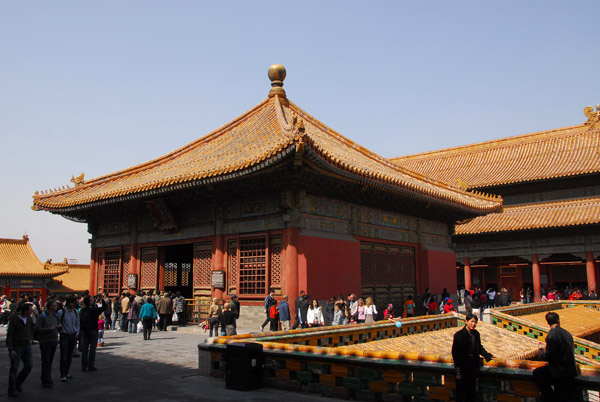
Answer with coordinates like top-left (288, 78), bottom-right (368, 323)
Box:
top-left (282, 227), bottom-right (299, 321)
top-left (532, 254), bottom-right (541, 302)
top-left (89, 247), bottom-right (97, 292)
top-left (586, 251), bottom-right (597, 294)
top-left (464, 257), bottom-right (472, 290)
top-left (211, 235), bottom-right (225, 300)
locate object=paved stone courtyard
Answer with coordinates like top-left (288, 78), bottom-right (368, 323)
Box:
top-left (0, 325), bottom-right (334, 402)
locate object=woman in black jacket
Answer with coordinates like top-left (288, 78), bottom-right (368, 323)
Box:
top-left (451, 313), bottom-right (493, 401)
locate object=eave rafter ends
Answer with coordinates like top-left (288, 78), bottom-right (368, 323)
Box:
top-left (32, 89), bottom-right (501, 216)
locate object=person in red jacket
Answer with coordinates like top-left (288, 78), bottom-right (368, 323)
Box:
top-left (269, 300), bottom-right (279, 331)
top-left (444, 298), bottom-right (456, 313)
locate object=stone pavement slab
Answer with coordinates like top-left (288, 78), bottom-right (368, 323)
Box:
top-left (0, 326), bottom-right (333, 402)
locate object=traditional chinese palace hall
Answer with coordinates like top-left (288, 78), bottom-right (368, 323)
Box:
top-left (393, 105), bottom-right (600, 301)
top-left (32, 65), bottom-right (501, 314)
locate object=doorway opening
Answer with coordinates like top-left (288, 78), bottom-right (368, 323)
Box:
top-left (163, 244), bottom-right (194, 299)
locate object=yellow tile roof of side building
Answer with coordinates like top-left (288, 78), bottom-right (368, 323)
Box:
top-left (32, 75), bottom-right (502, 216)
top-left (0, 236), bottom-right (67, 278)
top-left (391, 108), bottom-right (600, 190)
top-left (455, 196), bottom-right (600, 235)
top-left (47, 263), bottom-right (90, 293)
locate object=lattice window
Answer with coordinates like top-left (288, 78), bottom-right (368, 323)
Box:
top-left (228, 240), bottom-right (238, 287)
top-left (361, 250), bottom-right (374, 285)
top-left (401, 250), bottom-right (416, 286)
top-left (121, 249), bottom-right (130, 290)
top-left (374, 253), bottom-right (388, 285)
top-left (360, 244), bottom-right (415, 288)
top-left (388, 253), bottom-right (402, 285)
top-left (181, 263), bottom-right (191, 286)
top-left (164, 262), bottom-right (178, 287)
top-left (194, 244), bottom-right (212, 287)
top-left (270, 237), bottom-right (282, 286)
top-left (238, 238), bottom-right (266, 295)
top-left (140, 248), bottom-right (158, 289)
top-left (102, 251), bottom-right (121, 295)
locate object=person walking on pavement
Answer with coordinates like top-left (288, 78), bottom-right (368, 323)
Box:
top-left (451, 313), bottom-right (493, 402)
top-left (57, 295), bottom-right (79, 382)
top-left (260, 288), bottom-right (275, 332)
top-left (291, 290), bottom-right (305, 329)
top-left (34, 300), bottom-right (62, 388)
top-left (156, 292), bottom-right (172, 331)
top-left (79, 295), bottom-right (106, 372)
top-left (533, 312), bottom-right (581, 402)
top-left (229, 294), bottom-right (240, 330)
top-left (6, 302), bottom-right (35, 398)
top-left (120, 293), bottom-right (130, 333)
top-left (279, 295), bottom-right (291, 330)
top-left (139, 298), bottom-right (157, 340)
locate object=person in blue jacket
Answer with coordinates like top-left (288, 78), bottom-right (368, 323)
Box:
top-left (139, 300), bottom-right (158, 341)
top-left (279, 295), bottom-right (291, 330)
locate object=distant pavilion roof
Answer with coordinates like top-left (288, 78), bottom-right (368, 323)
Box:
top-left (455, 196), bottom-right (600, 236)
top-left (391, 110), bottom-right (600, 190)
top-left (47, 261), bottom-right (90, 293)
top-left (32, 66), bottom-right (501, 216)
top-left (0, 236), bottom-right (67, 278)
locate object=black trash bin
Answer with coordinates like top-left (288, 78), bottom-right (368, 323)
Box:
top-left (225, 342), bottom-right (263, 390)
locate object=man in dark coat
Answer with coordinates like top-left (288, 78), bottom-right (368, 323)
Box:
top-left (6, 302), bottom-right (35, 397)
top-left (451, 313), bottom-right (493, 401)
top-left (533, 312), bottom-right (580, 402)
top-left (291, 290), bottom-right (305, 329)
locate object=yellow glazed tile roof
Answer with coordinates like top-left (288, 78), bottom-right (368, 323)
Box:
top-left (517, 305), bottom-right (600, 339)
top-left (47, 263), bottom-right (90, 293)
top-left (391, 123), bottom-right (600, 190)
top-left (32, 95), bottom-right (501, 215)
top-left (455, 196), bottom-right (600, 235)
top-left (345, 320), bottom-right (541, 360)
top-left (0, 237), bottom-right (67, 278)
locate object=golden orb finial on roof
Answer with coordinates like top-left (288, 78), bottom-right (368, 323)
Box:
top-left (268, 64), bottom-right (286, 98)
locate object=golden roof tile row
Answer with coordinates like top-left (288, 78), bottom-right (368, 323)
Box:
top-left (391, 124), bottom-right (600, 190)
top-left (455, 196), bottom-right (600, 235)
top-left (47, 263), bottom-right (90, 293)
top-left (32, 96), bottom-right (501, 215)
top-left (345, 320), bottom-right (541, 360)
top-left (0, 237), bottom-right (67, 278)
top-left (516, 306), bottom-right (600, 339)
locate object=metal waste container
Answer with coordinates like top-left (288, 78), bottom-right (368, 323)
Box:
top-left (225, 342), bottom-right (263, 390)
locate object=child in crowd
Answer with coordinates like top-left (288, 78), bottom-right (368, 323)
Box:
top-left (98, 314), bottom-right (106, 346)
top-left (383, 304), bottom-right (394, 319)
top-left (269, 300), bottom-right (279, 331)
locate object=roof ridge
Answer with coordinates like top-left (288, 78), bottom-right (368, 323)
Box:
top-left (0, 238), bottom-right (28, 244)
top-left (393, 123), bottom-right (590, 162)
top-left (504, 195), bottom-right (600, 210)
top-left (34, 98), bottom-right (274, 201)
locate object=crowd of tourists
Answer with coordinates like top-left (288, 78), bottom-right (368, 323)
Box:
top-left (1, 290), bottom-right (187, 398)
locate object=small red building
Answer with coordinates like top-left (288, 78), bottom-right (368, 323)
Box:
top-left (32, 65), bottom-right (500, 320)
top-left (0, 236), bottom-right (67, 302)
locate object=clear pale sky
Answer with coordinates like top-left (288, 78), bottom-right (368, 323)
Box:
top-left (1, 2), bottom-right (599, 264)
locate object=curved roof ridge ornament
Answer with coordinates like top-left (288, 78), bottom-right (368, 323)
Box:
top-left (583, 104), bottom-right (600, 130)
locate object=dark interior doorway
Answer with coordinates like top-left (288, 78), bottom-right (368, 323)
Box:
top-left (163, 244), bottom-right (193, 299)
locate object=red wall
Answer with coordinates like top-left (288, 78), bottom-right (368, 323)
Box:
top-left (298, 235), bottom-right (361, 300)
top-left (419, 248), bottom-right (457, 296)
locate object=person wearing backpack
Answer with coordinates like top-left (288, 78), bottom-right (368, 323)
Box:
top-left (34, 300), bottom-right (62, 388)
top-left (78, 295), bottom-right (106, 372)
top-left (57, 296), bottom-right (79, 382)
